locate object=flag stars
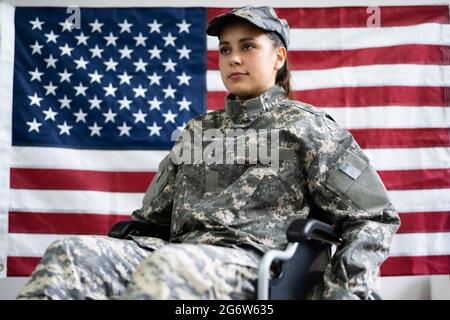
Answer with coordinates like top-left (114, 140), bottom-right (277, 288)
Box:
top-left (147, 72), bottom-right (162, 85)
top-left (59, 20), bottom-right (74, 32)
top-left (118, 96), bottom-right (132, 110)
top-left (26, 118), bottom-right (42, 133)
top-left (88, 122), bottom-right (103, 137)
top-left (43, 107), bottom-right (58, 121)
top-left (74, 82), bottom-right (88, 96)
top-left (103, 83), bottom-right (118, 97)
top-left (28, 93), bottom-right (43, 107)
top-left (102, 108), bottom-right (117, 123)
top-left (148, 45), bottom-right (162, 60)
top-left (177, 72), bottom-right (192, 86)
top-left (134, 32), bottom-right (147, 47)
top-left (118, 71), bottom-right (133, 85)
top-left (57, 121), bottom-right (73, 136)
top-left (118, 19), bottom-right (133, 33)
top-left (133, 58), bottom-right (148, 72)
top-left (117, 122), bottom-right (132, 137)
top-left (43, 81), bottom-right (58, 96)
top-left (162, 33), bottom-right (177, 47)
top-left (162, 110), bottom-right (178, 124)
top-left (162, 84), bottom-right (177, 98)
top-left (58, 95), bottom-right (72, 109)
top-left (75, 32), bottom-right (90, 46)
top-left (89, 19), bottom-right (104, 33)
top-left (176, 20), bottom-right (191, 33)
top-left (29, 67), bottom-right (44, 82)
top-left (104, 32), bottom-right (118, 46)
top-left (44, 30), bottom-right (59, 43)
top-left (89, 45), bottom-right (104, 59)
top-left (118, 45), bottom-right (133, 59)
top-left (177, 97), bottom-right (192, 111)
top-left (44, 54), bottom-right (58, 68)
top-left (177, 45), bottom-right (191, 59)
top-left (88, 95), bottom-right (102, 110)
top-left (147, 122), bottom-right (162, 136)
top-left (162, 58), bottom-right (177, 72)
top-left (88, 70), bottom-right (104, 84)
top-left (147, 19), bottom-right (162, 33)
top-left (132, 109), bottom-right (147, 123)
top-left (104, 58), bottom-right (119, 72)
top-left (74, 56), bottom-right (89, 70)
top-left (59, 43), bottom-right (74, 56)
top-left (58, 69), bottom-right (73, 83)
top-left (132, 84), bottom-right (147, 98)
top-left (147, 97), bottom-right (162, 110)
top-left (29, 17), bottom-right (45, 30)
top-left (73, 108), bottom-right (88, 123)
top-left (30, 41), bottom-right (43, 55)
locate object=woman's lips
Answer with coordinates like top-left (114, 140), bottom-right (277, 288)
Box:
top-left (228, 72), bottom-right (247, 79)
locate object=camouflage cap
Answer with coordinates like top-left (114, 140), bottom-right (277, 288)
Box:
top-left (206, 5), bottom-right (290, 49)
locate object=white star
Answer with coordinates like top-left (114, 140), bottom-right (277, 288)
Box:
top-left (162, 109), bottom-right (178, 124)
top-left (89, 19), bottom-right (104, 33)
top-left (133, 32), bottom-right (147, 47)
top-left (26, 118), bottom-right (42, 132)
top-left (104, 58), bottom-right (119, 72)
top-left (102, 108), bottom-right (117, 123)
top-left (118, 19), bottom-right (133, 33)
top-left (29, 17), bottom-right (45, 30)
top-left (176, 20), bottom-right (191, 33)
top-left (29, 67), bottom-right (44, 82)
top-left (147, 122), bottom-right (162, 136)
top-left (44, 30), bottom-right (59, 43)
top-left (75, 32), bottom-right (90, 46)
top-left (118, 45), bottom-right (133, 59)
top-left (43, 107), bottom-right (58, 121)
top-left (28, 93), bottom-right (43, 107)
top-left (177, 45), bottom-right (191, 59)
top-left (147, 97), bottom-right (162, 110)
top-left (89, 45), bottom-right (104, 59)
top-left (177, 72), bottom-right (192, 86)
top-left (118, 71), bottom-right (133, 85)
top-left (59, 43), bottom-right (74, 57)
top-left (162, 58), bottom-right (177, 72)
top-left (73, 108), bottom-right (87, 123)
top-left (103, 83), bottom-right (117, 97)
top-left (59, 20), bottom-right (74, 32)
top-left (162, 33), bottom-right (177, 47)
top-left (43, 81), bottom-right (58, 96)
top-left (117, 122), bottom-right (132, 137)
top-left (147, 19), bottom-right (162, 33)
top-left (118, 96), bottom-right (132, 110)
top-left (88, 70), bottom-right (103, 84)
top-left (132, 84), bottom-right (147, 98)
top-left (162, 84), bottom-right (177, 99)
top-left (58, 69), bottom-right (73, 83)
top-left (88, 122), bottom-right (103, 137)
top-left (133, 58), bottom-right (148, 72)
top-left (147, 72), bottom-right (162, 85)
top-left (88, 95), bottom-right (102, 110)
top-left (74, 82), bottom-right (88, 96)
top-left (30, 41), bottom-right (43, 55)
top-left (177, 122), bottom-right (187, 132)
top-left (177, 97), bottom-right (192, 111)
top-left (44, 54), bottom-right (58, 68)
top-left (104, 32), bottom-right (118, 46)
top-left (57, 121), bottom-right (73, 136)
top-left (58, 95), bottom-right (72, 109)
top-left (132, 109), bottom-right (147, 123)
top-left (147, 45), bottom-right (162, 60)
top-left (74, 56), bottom-right (89, 70)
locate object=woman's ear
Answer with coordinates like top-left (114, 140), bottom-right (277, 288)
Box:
top-left (274, 46), bottom-right (287, 71)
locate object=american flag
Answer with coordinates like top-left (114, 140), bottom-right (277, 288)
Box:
top-left (0, 4), bottom-right (449, 280)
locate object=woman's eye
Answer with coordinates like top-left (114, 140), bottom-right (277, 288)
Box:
top-left (243, 44), bottom-right (254, 51)
top-left (219, 47), bottom-right (230, 55)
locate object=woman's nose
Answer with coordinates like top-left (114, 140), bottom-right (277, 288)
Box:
top-left (228, 52), bottom-right (242, 66)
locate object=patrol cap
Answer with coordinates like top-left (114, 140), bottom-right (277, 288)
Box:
top-left (206, 5), bottom-right (290, 49)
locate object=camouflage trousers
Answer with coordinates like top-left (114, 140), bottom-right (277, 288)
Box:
top-left (16, 235), bottom-right (260, 300)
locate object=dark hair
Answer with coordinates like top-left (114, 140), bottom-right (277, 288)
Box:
top-left (266, 32), bottom-right (293, 99)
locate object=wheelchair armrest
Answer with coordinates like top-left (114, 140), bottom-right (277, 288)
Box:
top-left (108, 220), bottom-right (171, 241)
top-left (286, 218), bottom-right (341, 246)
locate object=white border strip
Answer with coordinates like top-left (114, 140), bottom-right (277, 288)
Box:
top-left (389, 188), bottom-right (450, 213)
top-left (0, 1), bottom-right (15, 278)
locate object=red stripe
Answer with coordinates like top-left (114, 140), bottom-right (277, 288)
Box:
top-left (208, 87), bottom-right (448, 109)
top-left (208, 6), bottom-right (449, 28)
top-left (397, 212), bottom-right (450, 234)
top-left (7, 257), bottom-right (41, 277)
top-left (379, 169), bottom-right (450, 190)
top-left (381, 255), bottom-right (450, 276)
top-left (349, 128), bottom-right (450, 149)
top-left (208, 45), bottom-right (448, 70)
top-left (10, 168), bottom-right (154, 192)
top-left (9, 212), bottom-right (130, 235)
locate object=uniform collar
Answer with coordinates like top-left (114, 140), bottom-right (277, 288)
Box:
top-left (225, 85), bottom-right (285, 126)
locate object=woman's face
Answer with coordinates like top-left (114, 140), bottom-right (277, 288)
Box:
top-left (218, 20), bottom-right (286, 100)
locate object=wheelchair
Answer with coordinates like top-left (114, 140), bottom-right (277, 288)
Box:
top-left (108, 217), bottom-right (381, 300)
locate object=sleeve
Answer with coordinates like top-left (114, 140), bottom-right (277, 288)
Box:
top-left (300, 116), bottom-right (401, 300)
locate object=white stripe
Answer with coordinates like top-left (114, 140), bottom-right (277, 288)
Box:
top-left (363, 147), bottom-right (450, 170)
top-left (390, 232), bottom-right (450, 257)
top-left (207, 23), bottom-right (450, 50)
top-left (8, 231), bottom-right (450, 257)
top-left (322, 107), bottom-right (450, 129)
top-left (388, 189), bottom-right (450, 213)
top-left (11, 147), bottom-right (168, 171)
top-left (10, 189), bottom-right (144, 215)
top-left (207, 65), bottom-right (450, 91)
top-left (0, 1), bottom-right (15, 278)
